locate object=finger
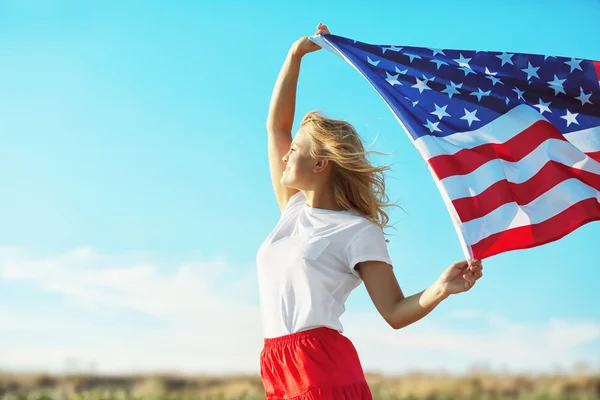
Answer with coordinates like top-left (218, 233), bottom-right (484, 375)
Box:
top-left (469, 260), bottom-right (482, 271)
top-left (463, 276), bottom-right (474, 289)
top-left (464, 278), bottom-right (474, 291)
top-left (465, 272), bottom-right (476, 284)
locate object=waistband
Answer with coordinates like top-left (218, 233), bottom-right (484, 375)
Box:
top-left (263, 327), bottom-right (340, 346)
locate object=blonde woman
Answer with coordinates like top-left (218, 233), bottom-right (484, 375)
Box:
top-left (257, 23), bottom-right (484, 400)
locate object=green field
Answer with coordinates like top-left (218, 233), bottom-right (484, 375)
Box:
top-left (1, 372), bottom-right (599, 400)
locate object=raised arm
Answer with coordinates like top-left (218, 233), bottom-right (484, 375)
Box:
top-left (266, 23), bottom-right (330, 212)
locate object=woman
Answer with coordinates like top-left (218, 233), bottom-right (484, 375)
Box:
top-left (257, 23), bottom-right (484, 399)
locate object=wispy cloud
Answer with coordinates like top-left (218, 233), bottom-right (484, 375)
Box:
top-left (2, 247), bottom-right (599, 374)
top-left (1, 246), bottom-right (263, 373)
top-left (344, 309), bottom-right (600, 374)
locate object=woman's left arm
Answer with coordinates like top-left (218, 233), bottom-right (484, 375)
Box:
top-left (356, 259), bottom-right (483, 330)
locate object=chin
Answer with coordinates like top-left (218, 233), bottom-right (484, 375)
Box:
top-left (280, 179), bottom-right (292, 188)
top-left (280, 177), bottom-right (297, 188)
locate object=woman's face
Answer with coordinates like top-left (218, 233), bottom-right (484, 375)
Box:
top-left (280, 128), bottom-right (318, 189)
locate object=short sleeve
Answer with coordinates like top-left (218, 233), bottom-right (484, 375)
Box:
top-left (279, 191), bottom-right (305, 220)
top-left (345, 223), bottom-right (393, 278)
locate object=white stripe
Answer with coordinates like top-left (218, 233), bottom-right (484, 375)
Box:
top-left (414, 104), bottom-right (600, 160)
top-left (564, 125), bottom-right (600, 153)
top-left (415, 105), bottom-right (544, 159)
top-left (461, 178), bottom-right (600, 246)
top-left (441, 138), bottom-right (600, 200)
top-left (309, 34), bottom-right (349, 62)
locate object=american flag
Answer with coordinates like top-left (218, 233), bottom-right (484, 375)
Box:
top-left (310, 34), bottom-right (600, 260)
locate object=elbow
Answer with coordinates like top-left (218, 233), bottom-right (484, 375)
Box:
top-left (389, 321), bottom-right (405, 330)
top-left (386, 316), bottom-right (407, 330)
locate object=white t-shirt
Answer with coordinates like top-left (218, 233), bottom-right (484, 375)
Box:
top-left (256, 191), bottom-right (393, 338)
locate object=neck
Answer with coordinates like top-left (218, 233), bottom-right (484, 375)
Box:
top-left (302, 187), bottom-right (346, 211)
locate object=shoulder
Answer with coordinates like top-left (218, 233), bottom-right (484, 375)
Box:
top-left (279, 191), bottom-right (305, 219)
top-left (344, 215), bottom-right (383, 237)
top-left (285, 191), bottom-right (305, 210)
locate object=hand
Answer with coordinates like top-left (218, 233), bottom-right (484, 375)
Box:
top-left (291, 22), bottom-right (331, 57)
top-left (436, 259), bottom-right (483, 297)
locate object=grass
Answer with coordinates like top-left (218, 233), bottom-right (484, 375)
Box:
top-left (1, 371), bottom-right (599, 400)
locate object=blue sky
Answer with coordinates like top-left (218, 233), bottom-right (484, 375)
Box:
top-left (1, 0), bottom-right (599, 375)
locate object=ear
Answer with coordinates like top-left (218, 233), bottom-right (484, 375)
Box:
top-left (313, 158), bottom-right (329, 173)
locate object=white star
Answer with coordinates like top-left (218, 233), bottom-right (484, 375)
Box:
top-left (496, 52), bottom-right (514, 66)
top-left (521, 62), bottom-right (540, 80)
top-left (442, 81), bottom-right (463, 98)
top-left (459, 66), bottom-right (476, 76)
top-left (430, 48), bottom-right (446, 56)
top-left (544, 55), bottom-right (557, 60)
top-left (385, 72), bottom-right (402, 86)
top-left (382, 45), bottom-right (403, 54)
top-left (485, 67), bottom-right (498, 76)
top-left (423, 119), bottom-right (442, 133)
top-left (454, 53), bottom-right (471, 69)
top-left (430, 104), bottom-right (451, 120)
top-left (533, 98), bottom-right (552, 115)
top-left (564, 58), bottom-right (583, 73)
top-left (367, 56), bottom-right (380, 67)
top-left (547, 74), bottom-right (567, 95)
top-left (575, 87), bottom-right (593, 106)
top-left (505, 97), bottom-right (510, 105)
top-left (470, 88), bottom-right (491, 102)
top-left (405, 96), bottom-right (419, 107)
top-left (513, 87), bottom-right (525, 100)
top-left (404, 53), bottom-right (422, 63)
top-left (460, 109), bottom-right (480, 127)
top-left (560, 109), bottom-right (580, 127)
top-left (486, 75), bottom-right (504, 86)
top-left (412, 77), bottom-right (432, 94)
top-left (453, 53), bottom-right (472, 68)
top-left (395, 66), bottom-right (408, 74)
top-left (422, 74), bottom-right (435, 83)
top-left (430, 59), bottom-right (449, 70)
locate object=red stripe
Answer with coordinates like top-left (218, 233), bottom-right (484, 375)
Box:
top-left (594, 60), bottom-right (600, 82)
top-left (453, 161), bottom-right (600, 222)
top-left (588, 151), bottom-right (600, 163)
top-left (470, 198), bottom-right (600, 259)
top-left (429, 120), bottom-right (564, 180)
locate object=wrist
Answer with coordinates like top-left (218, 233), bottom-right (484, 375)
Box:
top-left (433, 280), bottom-right (451, 301)
top-left (289, 45), bottom-right (305, 60)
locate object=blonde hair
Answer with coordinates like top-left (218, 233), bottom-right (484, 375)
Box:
top-left (300, 111), bottom-right (395, 233)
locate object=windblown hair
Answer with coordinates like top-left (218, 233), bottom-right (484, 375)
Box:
top-left (300, 111), bottom-right (394, 232)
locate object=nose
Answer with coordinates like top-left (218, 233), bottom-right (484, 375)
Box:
top-left (282, 151), bottom-right (289, 163)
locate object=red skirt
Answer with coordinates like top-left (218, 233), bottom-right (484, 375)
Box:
top-left (259, 326), bottom-right (373, 399)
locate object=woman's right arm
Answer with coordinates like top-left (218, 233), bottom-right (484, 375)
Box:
top-left (266, 23), bottom-right (330, 212)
